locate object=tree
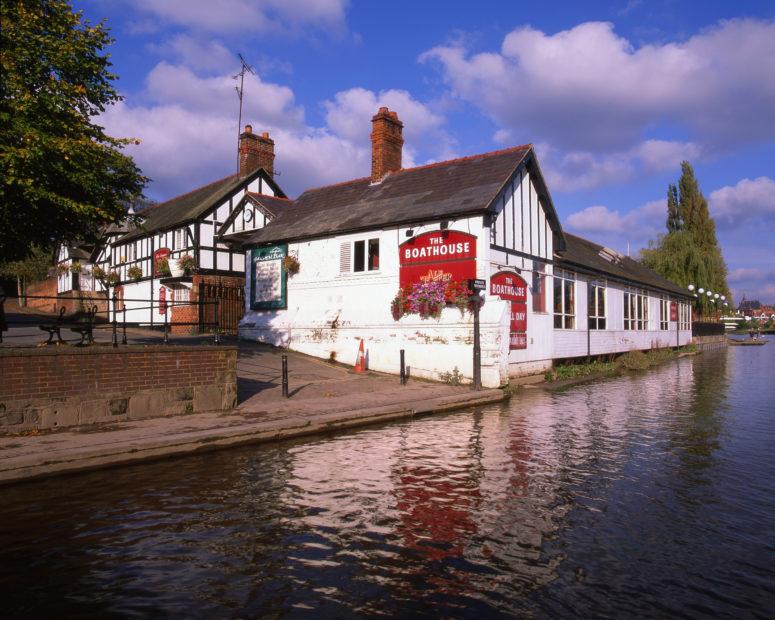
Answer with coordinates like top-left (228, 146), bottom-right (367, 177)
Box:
top-left (0, 244), bottom-right (55, 301)
top-left (641, 161), bottom-right (731, 315)
top-left (0, 0), bottom-right (146, 262)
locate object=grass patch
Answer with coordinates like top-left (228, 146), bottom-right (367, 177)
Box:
top-left (545, 346), bottom-right (691, 383)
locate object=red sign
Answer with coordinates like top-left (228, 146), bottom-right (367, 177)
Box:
top-left (491, 271), bottom-right (528, 350)
top-left (490, 271), bottom-right (527, 302)
top-left (670, 301), bottom-right (677, 322)
top-left (159, 286), bottom-right (167, 315)
top-left (154, 247), bottom-right (171, 276)
top-left (399, 231), bottom-right (477, 288)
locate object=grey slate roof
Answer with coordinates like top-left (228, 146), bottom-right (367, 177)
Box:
top-left (245, 192), bottom-right (293, 218)
top-left (119, 168), bottom-right (284, 242)
top-left (231, 145), bottom-right (557, 246)
top-left (558, 233), bottom-right (690, 298)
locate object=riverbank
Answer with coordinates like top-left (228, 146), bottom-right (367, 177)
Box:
top-left (539, 346), bottom-right (698, 389)
top-left (0, 347), bottom-right (506, 485)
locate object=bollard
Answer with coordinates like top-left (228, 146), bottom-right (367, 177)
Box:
top-left (400, 349), bottom-right (406, 385)
top-left (282, 354), bottom-right (289, 398)
top-left (122, 307), bottom-right (127, 345)
top-left (163, 308), bottom-right (169, 344)
top-left (214, 298), bottom-right (221, 345)
top-left (111, 293), bottom-right (118, 348)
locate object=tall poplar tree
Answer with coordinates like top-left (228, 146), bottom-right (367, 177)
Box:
top-left (641, 161), bottom-right (731, 314)
top-left (0, 0), bottom-right (146, 261)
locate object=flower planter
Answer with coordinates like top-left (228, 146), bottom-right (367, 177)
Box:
top-left (170, 265), bottom-right (184, 278)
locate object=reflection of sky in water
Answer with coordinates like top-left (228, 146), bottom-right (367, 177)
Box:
top-left (1, 344), bottom-right (774, 617)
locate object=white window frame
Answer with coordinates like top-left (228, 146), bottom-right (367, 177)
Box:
top-left (588, 280), bottom-right (607, 330)
top-left (659, 297), bottom-right (669, 331)
top-left (553, 268), bottom-right (576, 329)
top-left (624, 288), bottom-right (649, 330)
top-left (339, 237), bottom-right (380, 275)
top-left (679, 302), bottom-right (691, 330)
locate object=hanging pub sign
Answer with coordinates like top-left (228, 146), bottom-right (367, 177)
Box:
top-left (251, 243), bottom-right (287, 310)
top-left (670, 301), bottom-right (678, 322)
top-left (399, 230), bottom-right (477, 287)
top-left (490, 271), bottom-right (528, 350)
top-left (153, 248), bottom-right (171, 276)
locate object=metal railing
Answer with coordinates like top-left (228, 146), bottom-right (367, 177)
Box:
top-left (1, 293), bottom-right (224, 346)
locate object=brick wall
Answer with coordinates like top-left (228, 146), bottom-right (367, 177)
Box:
top-left (0, 345), bottom-right (237, 432)
top-left (25, 279), bottom-right (58, 312)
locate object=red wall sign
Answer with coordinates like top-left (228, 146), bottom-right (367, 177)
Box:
top-left (399, 231), bottom-right (477, 288)
top-left (491, 271), bottom-right (528, 350)
top-left (670, 301), bottom-right (678, 322)
top-left (154, 247), bottom-right (171, 276)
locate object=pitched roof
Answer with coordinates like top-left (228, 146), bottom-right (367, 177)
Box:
top-left (245, 192), bottom-right (293, 218)
top-left (232, 145), bottom-right (549, 246)
top-left (119, 168), bottom-right (284, 242)
top-left (558, 233), bottom-right (690, 297)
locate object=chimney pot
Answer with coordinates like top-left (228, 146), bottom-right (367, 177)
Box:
top-left (371, 107), bottom-right (404, 183)
top-left (261, 131), bottom-right (269, 139)
top-left (244, 124), bottom-right (253, 134)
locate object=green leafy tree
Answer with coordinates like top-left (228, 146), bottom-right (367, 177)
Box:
top-left (0, 244), bottom-right (55, 300)
top-left (641, 161), bottom-right (731, 315)
top-left (0, 0), bottom-right (146, 261)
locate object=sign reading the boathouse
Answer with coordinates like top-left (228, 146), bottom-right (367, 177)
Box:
top-left (399, 230), bottom-right (477, 288)
top-left (250, 243), bottom-right (287, 310)
top-left (491, 271), bottom-right (528, 350)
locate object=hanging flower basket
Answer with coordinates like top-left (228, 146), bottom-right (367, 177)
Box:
top-left (105, 271), bottom-right (120, 287)
top-left (283, 255), bottom-right (300, 276)
top-left (177, 254), bottom-right (196, 275)
top-left (56, 264), bottom-right (70, 276)
top-left (127, 265), bottom-right (143, 281)
top-left (69, 262), bottom-right (82, 274)
top-left (92, 266), bottom-right (106, 282)
top-left (156, 257), bottom-right (171, 277)
top-left (390, 280), bottom-right (478, 321)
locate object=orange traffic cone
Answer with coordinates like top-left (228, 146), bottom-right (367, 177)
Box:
top-left (354, 339), bottom-right (366, 373)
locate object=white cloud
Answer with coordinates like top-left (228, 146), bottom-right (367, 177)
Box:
top-left (132, 0), bottom-right (349, 34)
top-left (148, 34), bottom-right (235, 72)
top-left (323, 87), bottom-right (454, 166)
top-left (728, 267), bottom-right (764, 282)
top-left (709, 176), bottom-right (775, 226)
top-left (565, 199), bottom-right (664, 255)
top-left (101, 64), bottom-right (448, 198)
top-left (422, 19), bottom-right (775, 189)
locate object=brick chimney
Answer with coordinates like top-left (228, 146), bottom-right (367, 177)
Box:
top-left (371, 107), bottom-right (403, 183)
top-left (239, 125), bottom-right (275, 178)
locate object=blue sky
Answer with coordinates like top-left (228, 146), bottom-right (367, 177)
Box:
top-left (77, 0), bottom-right (775, 303)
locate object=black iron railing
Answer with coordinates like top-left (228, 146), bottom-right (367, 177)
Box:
top-left (1, 293), bottom-right (224, 346)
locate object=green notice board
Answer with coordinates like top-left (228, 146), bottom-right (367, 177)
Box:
top-left (250, 244), bottom-right (287, 310)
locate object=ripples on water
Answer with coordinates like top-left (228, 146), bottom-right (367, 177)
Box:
top-left (1, 342), bottom-right (774, 618)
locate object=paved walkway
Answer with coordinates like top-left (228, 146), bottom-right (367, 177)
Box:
top-left (0, 340), bottom-right (507, 485)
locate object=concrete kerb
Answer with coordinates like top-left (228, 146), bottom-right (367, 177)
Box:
top-left (0, 388), bottom-right (507, 486)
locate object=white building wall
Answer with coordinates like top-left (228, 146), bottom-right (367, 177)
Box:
top-left (240, 216), bottom-right (510, 388)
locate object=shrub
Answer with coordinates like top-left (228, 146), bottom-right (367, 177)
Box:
top-left (617, 350), bottom-right (649, 370)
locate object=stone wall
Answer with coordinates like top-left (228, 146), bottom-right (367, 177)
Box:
top-left (0, 345), bottom-right (237, 433)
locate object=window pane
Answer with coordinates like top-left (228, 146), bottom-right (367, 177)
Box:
top-left (588, 286), bottom-right (596, 317)
top-left (598, 287), bottom-right (605, 313)
top-left (565, 315), bottom-right (573, 329)
top-left (554, 278), bottom-right (562, 313)
top-left (589, 317), bottom-right (596, 330)
top-left (368, 239), bottom-right (379, 270)
top-left (599, 318), bottom-right (606, 330)
top-left (554, 314), bottom-right (563, 328)
top-left (565, 280), bottom-right (574, 315)
top-left (353, 240), bottom-right (365, 272)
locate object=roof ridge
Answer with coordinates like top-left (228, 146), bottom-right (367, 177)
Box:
top-left (147, 173), bottom-right (238, 211)
top-left (299, 144), bottom-right (532, 196)
top-left (247, 192), bottom-right (293, 201)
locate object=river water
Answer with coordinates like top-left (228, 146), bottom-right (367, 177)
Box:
top-left (2, 341), bottom-right (774, 618)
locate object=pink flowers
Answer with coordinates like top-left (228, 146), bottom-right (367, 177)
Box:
top-left (391, 280), bottom-right (478, 320)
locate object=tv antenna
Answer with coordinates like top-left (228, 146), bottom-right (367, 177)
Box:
top-left (233, 53), bottom-right (255, 168)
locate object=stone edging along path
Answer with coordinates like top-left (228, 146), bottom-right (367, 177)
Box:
top-left (0, 389), bottom-right (507, 486)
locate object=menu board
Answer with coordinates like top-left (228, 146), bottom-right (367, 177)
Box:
top-left (250, 244), bottom-right (287, 310)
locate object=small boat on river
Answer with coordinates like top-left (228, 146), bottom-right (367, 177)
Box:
top-left (727, 338), bottom-right (768, 346)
